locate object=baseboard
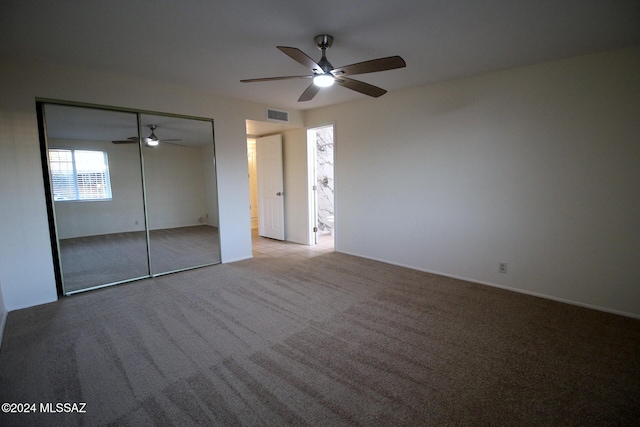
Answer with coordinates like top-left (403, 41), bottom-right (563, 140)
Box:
top-left (336, 250), bottom-right (640, 320)
top-left (223, 255), bottom-right (254, 263)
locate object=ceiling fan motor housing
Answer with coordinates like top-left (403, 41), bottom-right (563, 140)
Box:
top-left (314, 35), bottom-right (334, 74)
top-left (314, 34), bottom-right (334, 50)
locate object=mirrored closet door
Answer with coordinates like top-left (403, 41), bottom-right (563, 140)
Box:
top-left (140, 114), bottom-right (220, 275)
top-left (40, 102), bottom-right (220, 295)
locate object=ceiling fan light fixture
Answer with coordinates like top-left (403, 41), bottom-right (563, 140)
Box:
top-left (145, 125), bottom-right (160, 146)
top-left (313, 73), bottom-right (334, 87)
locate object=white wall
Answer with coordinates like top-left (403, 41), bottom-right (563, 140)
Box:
top-left (305, 47), bottom-right (640, 317)
top-left (144, 144), bottom-right (208, 230)
top-left (0, 58), bottom-right (293, 311)
top-left (202, 142), bottom-right (220, 227)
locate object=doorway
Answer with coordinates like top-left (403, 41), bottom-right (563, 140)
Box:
top-left (246, 121), bottom-right (333, 249)
top-left (247, 134), bottom-right (286, 241)
top-left (307, 125), bottom-right (335, 245)
top-left (256, 134), bottom-right (285, 240)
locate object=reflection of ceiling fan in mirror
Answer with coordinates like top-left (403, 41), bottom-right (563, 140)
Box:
top-left (112, 125), bottom-right (183, 147)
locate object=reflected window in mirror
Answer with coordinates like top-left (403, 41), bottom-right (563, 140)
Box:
top-left (49, 148), bottom-right (112, 201)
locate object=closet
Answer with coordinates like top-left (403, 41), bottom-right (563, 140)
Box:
top-left (38, 101), bottom-right (220, 295)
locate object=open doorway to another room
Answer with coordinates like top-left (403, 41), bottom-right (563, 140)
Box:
top-left (308, 125), bottom-right (335, 246)
top-left (246, 119), bottom-right (333, 254)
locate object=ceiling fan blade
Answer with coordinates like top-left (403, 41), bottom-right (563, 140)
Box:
top-left (298, 83), bottom-right (321, 102)
top-left (335, 77), bottom-right (387, 98)
top-left (277, 46), bottom-right (323, 73)
top-left (112, 137), bottom-right (138, 144)
top-left (332, 55), bottom-right (406, 76)
top-left (241, 75), bottom-right (313, 83)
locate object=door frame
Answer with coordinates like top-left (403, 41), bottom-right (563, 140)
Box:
top-left (306, 128), bottom-right (318, 245)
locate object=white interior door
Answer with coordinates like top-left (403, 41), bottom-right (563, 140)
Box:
top-left (257, 134), bottom-right (285, 240)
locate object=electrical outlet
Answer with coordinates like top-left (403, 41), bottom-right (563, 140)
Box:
top-left (499, 263), bottom-right (507, 274)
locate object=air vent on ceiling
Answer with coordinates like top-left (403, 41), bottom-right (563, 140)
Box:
top-left (266, 108), bottom-right (289, 123)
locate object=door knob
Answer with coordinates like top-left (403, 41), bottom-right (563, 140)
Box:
top-left (276, 192), bottom-right (283, 196)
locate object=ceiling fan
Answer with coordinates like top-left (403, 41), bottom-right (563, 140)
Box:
top-left (240, 34), bottom-right (406, 102)
top-left (112, 125), bottom-right (183, 147)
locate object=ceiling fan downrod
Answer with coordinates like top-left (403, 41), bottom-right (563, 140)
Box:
top-left (314, 34), bottom-right (334, 74)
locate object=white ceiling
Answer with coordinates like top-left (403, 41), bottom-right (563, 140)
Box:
top-left (2, 0), bottom-right (639, 117)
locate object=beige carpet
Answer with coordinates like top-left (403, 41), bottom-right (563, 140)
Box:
top-left (59, 225), bottom-right (221, 293)
top-left (1, 252), bottom-right (639, 426)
